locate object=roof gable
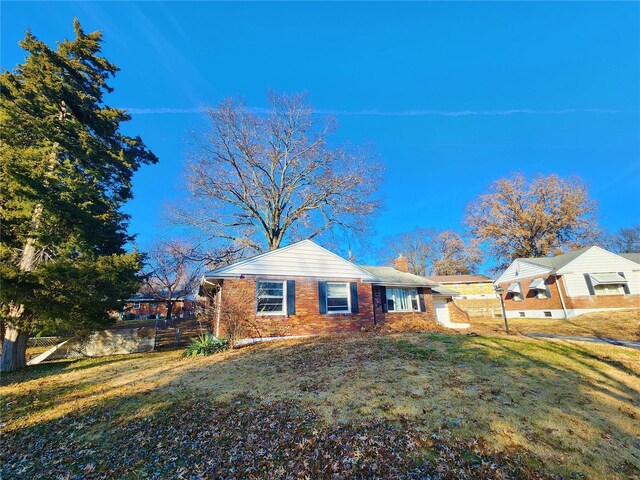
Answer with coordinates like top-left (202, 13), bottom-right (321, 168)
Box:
top-left (555, 245), bottom-right (640, 274)
top-left (205, 239), bottom-right (378, 281)
top-left (495, 259), bottom-right (552, 284)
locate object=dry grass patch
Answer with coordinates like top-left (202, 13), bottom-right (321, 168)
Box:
top-left (469, 308), bottom-right (640, 341)
top-left (2, 332), bottom-right (639, 479)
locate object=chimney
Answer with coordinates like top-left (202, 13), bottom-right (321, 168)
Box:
top-left (393, 254), bottom-right (409, 272)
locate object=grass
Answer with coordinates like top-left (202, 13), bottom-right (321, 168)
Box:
top-left (2, 331), bottom-right (639, 479)
top-left (468, 308), bottom-right (640, 341)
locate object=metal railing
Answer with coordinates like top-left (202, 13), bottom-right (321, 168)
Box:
top-left (27, 337), bottom-right (68, 348)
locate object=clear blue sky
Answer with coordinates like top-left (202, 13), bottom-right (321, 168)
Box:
top-left (3, 2), bottom-right (639, 266)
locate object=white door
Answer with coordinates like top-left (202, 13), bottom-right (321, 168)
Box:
top-left (433, 298), bottom-right (450, 324)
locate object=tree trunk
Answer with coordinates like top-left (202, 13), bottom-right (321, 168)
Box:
top-left (166, 301), bottom-right (173, 321)
top-left (0, 322), bottom-right (28, 372)
top-left (19, 204), bottom-right (43, 272)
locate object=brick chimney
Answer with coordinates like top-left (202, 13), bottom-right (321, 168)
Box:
top-left (393, 254), bottom-right (409, 272)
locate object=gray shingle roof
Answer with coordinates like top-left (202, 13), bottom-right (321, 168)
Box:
top-left (619, 252), bottom-right (640, 265)
top-left (359, 266), bottom-right (438, 287)
top-left (425, 274), bottom-right (492, 284)
top-left (516, 246), bottom-right (593, 272)
top-left (431, 286), bottom-right (461, 296)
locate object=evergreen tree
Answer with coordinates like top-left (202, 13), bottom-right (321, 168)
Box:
top-left (0, 19), bottom-right (158, 371)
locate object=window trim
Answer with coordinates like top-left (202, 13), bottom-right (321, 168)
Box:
top-left (325, 281), bottom-right (351, 314)
top-left (385, 287), bottom-right (420, 312)
top-left (256, 280), bottom-right (287, 316)
top-left (133, 302), bottom-right (141, 309)
top-left (593, 283), bottom-right (625, 296)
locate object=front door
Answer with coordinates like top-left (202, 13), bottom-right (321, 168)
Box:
top-left (433, 298), bottom-right (450, 324)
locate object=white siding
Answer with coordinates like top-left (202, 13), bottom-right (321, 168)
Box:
top-left (206, 239), bottom-right (378, 281)
top-left (495, 260), bottom-right (551, 285)
top-left (557, 246), bottom-right (640, 296)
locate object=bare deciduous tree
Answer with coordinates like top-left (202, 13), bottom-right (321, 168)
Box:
top-left (175, 91), bottom-right (383, 255)
top-left (465, 172), bottom-right (598, 270)
top-left (383, 228), bottom-right (482, 276)
top-left (143, 240), bottom-right (202, 320)
top-left (603, 224), bottom-right (640, 253)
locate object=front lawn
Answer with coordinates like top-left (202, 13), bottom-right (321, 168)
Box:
top-left (2, 332), bottom-right (639, 479)
top-left (469, 308), bottom-right (640, 341)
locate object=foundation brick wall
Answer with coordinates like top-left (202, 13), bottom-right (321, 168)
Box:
top-left (448, 301), bottom-right (470, 323)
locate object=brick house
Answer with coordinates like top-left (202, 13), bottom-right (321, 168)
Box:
top-left (424, 274), bottom-right (501, 318)
top-left (202, 239), bottom-right (468, 338)
top-left (494, 245), bottom-right (640, 319)
top-left (123, 291), bottom-right (196, 320)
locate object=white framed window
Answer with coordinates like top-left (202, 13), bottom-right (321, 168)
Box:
top-left (507, 282), bottom-right (523, 301)
top-left (326, 282), bottom-right (350, 313)
top-left (256, 281), bottom-right (286, 314)
top-left (386, 288), bottom-right (420, 312)
top-left (133, 302), bottom-right (141, 309)
top-left (529, 278), bottom-right (549, 299)
top-left (594, 284), bottom-right (624, 296)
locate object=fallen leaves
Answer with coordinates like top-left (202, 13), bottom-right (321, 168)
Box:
top-left (1, 394), bottom-right (562, 480)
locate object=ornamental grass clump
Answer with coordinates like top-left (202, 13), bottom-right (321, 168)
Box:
top-left (183, 333), bottom-right (229, 356)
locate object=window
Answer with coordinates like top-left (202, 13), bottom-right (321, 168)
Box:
top-left (594, 284), bottom-right (624, 296)
top-left (507, 282), bottom-right (523, 301)
top-left (326, 282), bottom-right (350, 313)
top-left (257, 281), bottom-right (286, 314)
top-left (544, 311), bottom-right (552, 317)
top-left (386, 288), bottom-right (420, 312)
top-left (133, 302), bottom-right (141, 309)
top-left (519, 312), bottom-right (525, 318)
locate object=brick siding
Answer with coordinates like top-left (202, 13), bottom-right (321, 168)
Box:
top-left (219, 276), bottom-right (375, 337)
top-left (372, 286), bottom-right (436, 325)
top-left (216, 278), bottom-right (441, 337)
top-left (498, 275), bottom-right (640, 313)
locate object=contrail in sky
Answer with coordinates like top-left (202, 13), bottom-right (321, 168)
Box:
top-left (125, 106), bottom-right (629, 116)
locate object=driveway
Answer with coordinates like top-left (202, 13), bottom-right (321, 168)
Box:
top-left (524, 333), bottom-right (640, 349)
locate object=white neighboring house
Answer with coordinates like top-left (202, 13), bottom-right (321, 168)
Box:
top-left (494, 246), bottom-right (640, 319)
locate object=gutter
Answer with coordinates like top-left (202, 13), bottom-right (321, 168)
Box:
top-left (554, 275), bottom-right (569, 319)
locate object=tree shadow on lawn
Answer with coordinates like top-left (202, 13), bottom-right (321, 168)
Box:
top-left (0, 355), bottom-right (148, 387)
top-left (2, 333), bottom-right (639, 479)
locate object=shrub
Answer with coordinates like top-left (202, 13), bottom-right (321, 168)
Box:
top-left (183, 333), bottom-right (229, 357)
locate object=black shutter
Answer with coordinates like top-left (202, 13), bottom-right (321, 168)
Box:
top-left (418, 287), bottom-right (426, 312)
top-left (286, 280), bottom-right (296, 315)
top-left (350, 282), bottom-right (359, 314)
top-left (583, 273), bottom-right (595, 295)
top-left (544, 280), bottom-right (552, 299)
top-left (318, 282), bottom-right (327, 314)
top-left (618, 272), bottom-right (631, 294)
top-left (380, 287), bottom-right (388, 312)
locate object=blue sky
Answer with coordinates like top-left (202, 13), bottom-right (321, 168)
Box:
top-left (3, 2), bottom-right (639, 267)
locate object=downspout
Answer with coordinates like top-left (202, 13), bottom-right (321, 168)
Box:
top-left (372, 285), bottom-right (377, 326)
top-left (554, 275), bottom-right (568, 319)
top-left (215, 286), bottom-right (222, 338)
